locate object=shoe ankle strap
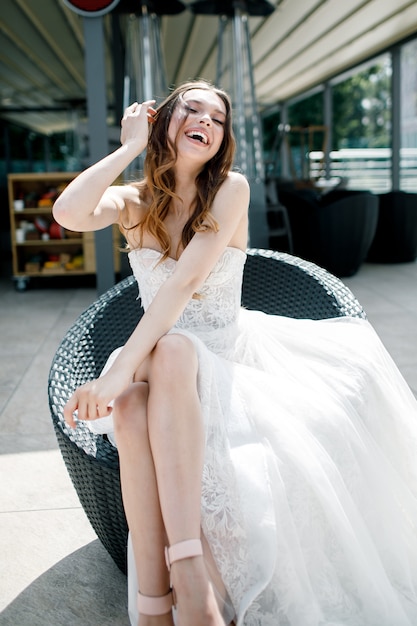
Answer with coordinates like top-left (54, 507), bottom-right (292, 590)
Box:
top-left (165, 539), bottom-right (203, 571)
top-left (137, 590), bottom-right (172, 615)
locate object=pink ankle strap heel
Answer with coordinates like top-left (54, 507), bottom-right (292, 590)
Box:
top-left (137, 589), bottom-right (173, 616)
top-left (165, 539), bottom-right (203, 571)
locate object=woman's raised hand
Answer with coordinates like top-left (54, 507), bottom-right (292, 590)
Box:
top-left (120, 99), bottom-right (157, 151)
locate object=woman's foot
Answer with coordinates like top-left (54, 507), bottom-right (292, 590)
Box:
top-left (170, 556), bottom-right (226, 626)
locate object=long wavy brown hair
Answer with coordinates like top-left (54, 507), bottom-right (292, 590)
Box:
top-left (126, 80), bottom-right (236, 259)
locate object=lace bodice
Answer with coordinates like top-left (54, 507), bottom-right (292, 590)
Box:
top-left (128, 246), bottom-right (246, 356)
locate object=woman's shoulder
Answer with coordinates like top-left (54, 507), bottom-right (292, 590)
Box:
top-left (225, 170), bottom-right (249, 189)
top-left (217, 171), bottom-right (250, 204)
top-left (220, 171), bottom-right (250, 206)
top-left (210, 171), bottom-right (250, 239)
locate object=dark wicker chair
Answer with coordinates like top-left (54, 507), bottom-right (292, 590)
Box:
top-left (48, 248), bottom-right (365, 574)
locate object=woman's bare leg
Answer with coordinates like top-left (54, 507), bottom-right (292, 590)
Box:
top-left (147, 334), bottom-right (226, 626)
top-left (113, 382), bottom-right (174, 626)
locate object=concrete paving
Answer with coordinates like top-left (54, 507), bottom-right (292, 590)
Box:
top-left (0, 259), bottom-right (416, 626)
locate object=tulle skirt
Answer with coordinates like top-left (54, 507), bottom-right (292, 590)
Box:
top-left (92, 310), bottom-right (417, 625)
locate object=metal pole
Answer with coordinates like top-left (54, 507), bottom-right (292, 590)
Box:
top-left (232, 9), bottom-right (268, 247)
top-left (216, 16), bottom-right (226, 85)
top-left (232, 9), bottom-right (246, 175)
top-left (391, 45), bottom-right (401, 191)
top-left (83, 16), bottom-right (115, 294)
top-left (280, 102), bottom-right (289, 179)
top-left (244, 14), bottom-right (263, 182)
top-left (141, 5), bottom-right (153, 101)
top-left (323, 82), bottom-right (332, 180)
top-left (111, 12), bottom-right (125, 123)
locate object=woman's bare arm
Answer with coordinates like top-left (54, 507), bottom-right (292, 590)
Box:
top-left (52, 100), bottom-right (155, 232)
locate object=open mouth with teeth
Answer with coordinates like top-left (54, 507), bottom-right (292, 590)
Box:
top-left (185, 130), bottom-right (209, 145)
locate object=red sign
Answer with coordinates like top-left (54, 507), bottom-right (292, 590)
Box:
top-left (62, 0), bottom-right (120, 16)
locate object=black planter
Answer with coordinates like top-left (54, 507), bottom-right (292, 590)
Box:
top-left (277, 186), bottom-right (379, 277)
top-left (367, 191), bottom-right (417, 263)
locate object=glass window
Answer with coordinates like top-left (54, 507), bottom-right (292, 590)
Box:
top-left (400, 38), bottom-right (417, 191)
top-left (262, 109), bottom-right (281, 178)
top-left (287, 92), bottom-right (324, 182)
top-left (331, 55), bottom-right (392, 192)
top-left (261, 92), bottom-right (326, 183)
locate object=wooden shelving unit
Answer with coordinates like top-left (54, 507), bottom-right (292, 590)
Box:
top-left (7, 172), bottom-right (120, 290)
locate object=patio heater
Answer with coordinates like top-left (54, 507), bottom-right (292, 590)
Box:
top-left (117, 0), bottom-right (185, 176)
top-left (190, 0), bottom-right (275, 247)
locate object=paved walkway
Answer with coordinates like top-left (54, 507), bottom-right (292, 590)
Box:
top-left (0, 259), bottom-right (416, 625)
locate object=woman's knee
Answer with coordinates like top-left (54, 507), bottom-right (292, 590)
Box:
top-left (151, 334), bottom-right (198, 380)
top-left (112, 382), bottom-right (149, 438)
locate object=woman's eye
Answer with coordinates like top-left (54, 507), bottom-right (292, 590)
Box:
top-left (185, 106), bottom-right (198, 114)
top-left (214, 118), bottom-right (225, 125)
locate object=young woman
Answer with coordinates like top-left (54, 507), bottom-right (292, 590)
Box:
top-left (53, 80), bottom-right (417, 626)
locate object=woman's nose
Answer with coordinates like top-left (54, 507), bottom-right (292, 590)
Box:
top-left (199, 113), bottom-right (211, 126)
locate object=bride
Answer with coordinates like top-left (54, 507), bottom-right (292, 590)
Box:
top-left (53, 79), bottom-right (417, 626)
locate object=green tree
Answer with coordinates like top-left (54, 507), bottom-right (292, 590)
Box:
top-left (261, 56), bottom-right (392, 165)
top-left (333, 59), bottom-right (391, 149)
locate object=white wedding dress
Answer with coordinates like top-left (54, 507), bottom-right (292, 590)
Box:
top-left (92, 246), bottom-right (417, 626)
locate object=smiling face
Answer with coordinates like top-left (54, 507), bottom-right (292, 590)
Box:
top-left (168, 88), bottom-right (227, 165)
top-left (146, 81), bottom-right (235, 186)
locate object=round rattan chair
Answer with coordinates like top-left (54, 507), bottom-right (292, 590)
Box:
top-left (48, 248), bottom-right (365, 574)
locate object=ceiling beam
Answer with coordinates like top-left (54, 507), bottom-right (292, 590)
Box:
top-left (15, 0), bottom-right (85, 89)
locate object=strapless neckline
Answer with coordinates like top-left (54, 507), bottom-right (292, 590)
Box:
top-left (128, 246), bottom-right (247, 264)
